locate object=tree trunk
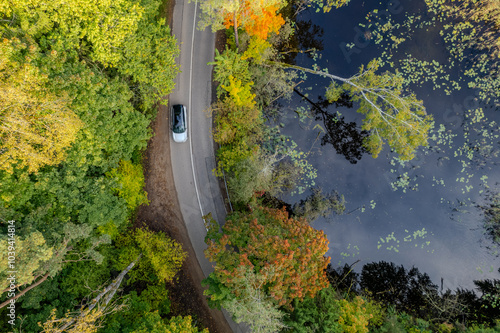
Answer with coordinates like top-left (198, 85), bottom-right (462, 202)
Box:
top-left (57, 253), bottom-right (142, 332)
top-left (233, 11), bottom-right (240, 49)
top-left (0, 272), bottom-right (50, 309)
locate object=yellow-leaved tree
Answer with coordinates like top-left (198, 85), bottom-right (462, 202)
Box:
top-left (0, 38), bottom-right (82, 173)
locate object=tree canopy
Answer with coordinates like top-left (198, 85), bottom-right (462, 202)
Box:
top-left (204, 205), bottom-right (330, 310)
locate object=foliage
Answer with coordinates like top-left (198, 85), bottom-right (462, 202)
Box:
top-left (216, 265), bottom-right (287, 333)
top-left (327, 261), bottom-right (500, 329)
top-left (221, 75), bottom-right (256, 107)
top-left (242, 36), bottom-right (273, 64)
top-left (284, 287), bottom-right (381, 333)
top-left (0, 0), bottom-right (179, 331)
top-left (114, 227), bottom-right (186, 285)
top-left (0, 38), bottom-right (82, 173)
top-left (272, 59), bottom-right (434, 161)
top-left (227, 150), bottom-right (302, 204)
top-left (333, 59), bottom-right (433, 161)
top-left (116, 17), bottom-right (180, 111)
top-left (107, 160), bottom-right (149, 211)
top-left (247, 59), bottom-right (297, 110)
top-left (0, 0), bottom-right (143, 67)
top-left (211, 98), bottom-right (261, 145)
top-left (336, 296), bottom-right (373, 333)
top-left (203, 205), bottom-right (330, 309)
top-left (285, 287), bottom-right (342, 332)
top-left (101, 287), bottom-right (171, 333)
top-left (40, 307), bottom-right (107, 333)
top-left (225, 3), bottom-right (285, 40)
top-left (198, 0), bottom-right (286, 35)
top-left (210, 47), bottom-right (252, 98)
top-left (0, 230), bottom-right (53, 292)
top-left (130, 313), bottom-right (209, 333)
top-left (360, 261), bottom-right (439, 318)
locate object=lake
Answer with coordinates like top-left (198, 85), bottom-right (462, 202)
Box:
top-left (280, 0), bottom-right (500, 291)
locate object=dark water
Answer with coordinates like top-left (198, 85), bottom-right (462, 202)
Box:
top-left (280, 0), bottom-right (500, 290)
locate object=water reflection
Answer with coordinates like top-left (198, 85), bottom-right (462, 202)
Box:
top-left (279, 0), bottom-right (500, 290)
top-left (293, 88), bottom-right (369, 164)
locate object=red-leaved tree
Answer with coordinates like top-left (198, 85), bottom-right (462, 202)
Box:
top-left (204, 205), bottom-right (330, 309)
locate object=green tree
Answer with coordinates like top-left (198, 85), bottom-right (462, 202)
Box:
top-left (0, 231), bottom-right (52, 293)
top-left (39, 254), bottom-right (140, 333)
top-left (285, 287), bottom-right (381, 333)
top-left (226, 149), bottom-right (302, 204)
top-left (0, 38), bottom-right (82, 174)
top-left (107, 160), bottom-right (149, 211)
top-left (271, 59), bottom-right (434, 161)
top-left (211, 47), bottom-right (253, 98)
top-left (0, 223), bottom-right (109, 309)
top-left (130, 312), bottom-right (209, 333)
top-left (212, 265), bottom-right (287, 333)
top-left (115, 227), bottom-right (186, 285)
top-left (116, 17), bottom-right (180, 111)
top-left (0, 0), bottom-right (144, 67)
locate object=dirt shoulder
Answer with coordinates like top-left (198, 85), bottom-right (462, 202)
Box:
top-left (136, 101), bottom-right (232, 333)
top-left (134, 2), bottom-right (232, 332)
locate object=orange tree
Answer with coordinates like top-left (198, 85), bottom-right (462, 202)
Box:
top-left (198, 0), bottom-right (286, 47)
top-left (203, 204), bottom-right (330, 310)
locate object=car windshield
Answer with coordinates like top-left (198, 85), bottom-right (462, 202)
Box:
top-left (172, 106), bottom-right (185, 133)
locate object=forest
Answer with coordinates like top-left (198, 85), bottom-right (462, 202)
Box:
top-left (0, 0), bottom-right (208, 331)
top-left (1, 0), bottom-right (499, 332)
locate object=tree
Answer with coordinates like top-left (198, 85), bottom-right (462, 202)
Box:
top-left (116, 17), bottom-right (180, 111)
top-left (211, 47), bottom-right (253, 97)
top-left (229, 4), bottom-right (285, 41)
top-left (336, 296), bottom-right (373, 333)
top-left (221, 75), bottom-right (256, 107)
top-left (271, 59), bottom-right (434, 161)
top-left (0, 231), bottom-right (53, 293)
top-left (0, 0), bottom-right (144, 67)
top-left (197, 0), bottom-right (286, 47)
top-left (285, 287), bottom-right (381, 333)
top-left (39, 255), bottom-right (140, 332)
top-left (1, 0), bottom-right (179, 111)
top-left (285, 287), bottom-right (343, 332)
top-left (0, 38), bottom-right (82, 174)
top-left (107, 160), bottom-right (149, 211)
top-left (130, 313), bottom-right (209, 333)
top-left (360, 261), bottom-right (439, 318)
top-left (0, 223), bottom-right (109, 309)
top-left (479, 191), bottom-right (500, 244)
top-left (203, 205), bottom-right (330, 309)
top-left (114, 227), bottom-right (186, 285)
top-left (226, 149), bottom-right (303, 204)
top-left (212, 265), bottom-right (287, 333)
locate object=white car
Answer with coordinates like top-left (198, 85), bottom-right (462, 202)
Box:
top-left (171, 104), bottom-right (187, 143)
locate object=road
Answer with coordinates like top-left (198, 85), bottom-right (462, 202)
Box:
top-left (169, 1), bottom-right (248, 332)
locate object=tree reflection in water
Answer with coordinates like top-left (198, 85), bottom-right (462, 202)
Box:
top-left (294, 88), bottom-right (369, 164)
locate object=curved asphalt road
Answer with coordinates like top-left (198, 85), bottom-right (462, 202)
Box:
top-left (169, 1), bottom-right (248, 332)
